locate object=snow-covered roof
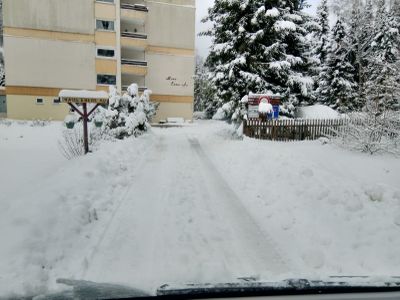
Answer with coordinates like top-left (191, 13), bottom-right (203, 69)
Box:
top-left (59, 90), bottom-right (109, 99)
top-left (296, 105), bottom-right (340, 119)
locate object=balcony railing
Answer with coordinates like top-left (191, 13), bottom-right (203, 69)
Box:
top-left (120, 3), bottom-right (149, 12)
top-left (121, 59), bottom-right (148, 67)
top-left (121, 32), bottom-right (147, 39)
top-left (122, 85), bottom-right (147, 92)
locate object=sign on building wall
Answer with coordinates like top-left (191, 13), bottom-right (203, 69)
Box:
top-left (145, 53), bottom-right (194, 96)
top-left (165, 76), bottom-right (189, 88)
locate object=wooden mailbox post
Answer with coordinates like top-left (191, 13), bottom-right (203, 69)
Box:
top-left (59, 90), bottom-right (109, 154)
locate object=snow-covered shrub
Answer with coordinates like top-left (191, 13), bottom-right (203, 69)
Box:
top-left (99, 84), bottom-right (158, 139)
top-left (212, 101), bottom-right (235, 121)
top-left (64, 114), bottom-right (78, 125)
top-left (0, 119), bottom-right (12, 127)
top-left (30, 120), bottom-right (50, 127)
top-left (58, 124), bottom-right (85, 159)
top-left (332, 104), bottom-right (400, 155)
top-left (193, 111), bottom-right (207, 120)
top-left (58, 123), bottom-right (104, 159)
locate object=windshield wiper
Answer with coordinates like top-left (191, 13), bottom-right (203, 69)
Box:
top-left (156, 277), bottom-right (400, 299)
top-left (33, 277), bottom-right (400, 300)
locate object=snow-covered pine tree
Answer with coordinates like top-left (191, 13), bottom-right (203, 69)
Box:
top-left (252, 0), bottom-right (315, 113)
top-left (201, 0), bottom-right (262, 120)
top-left (364, 0), bottom-right (400, 111)
top-left (356, 0), bottom-right (375, 103)
top-left (313, 0), bottom-right (330, 66)
top-left (313, 0), bottom-right (330, 104)
top-left (393, 0), bottom-right (400, 22)
top-left (342, 0), bottom-right (367, 111)
top-left (0, 63), bottom-right (5, 87)
top-left (194, 55), bottom-right (218, 118)
top-left (329, 0), bottom-right (353, 21)
top-left (324, 19), bottom-right (358, 112)
top-left (202, 0), bottom-right (314, 120)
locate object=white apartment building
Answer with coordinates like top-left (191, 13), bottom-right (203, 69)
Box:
top-left (2, 0), bottom-right (196, 122)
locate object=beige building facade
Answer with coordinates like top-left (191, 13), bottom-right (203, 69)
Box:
top-left (2, 0), bottom-right (195, 122)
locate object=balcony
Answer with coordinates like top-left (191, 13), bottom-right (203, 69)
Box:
top-left (121, 31), bottom-right (148, 50)
top-left (121, 58), bottom-right (148, 76)
top-left (120, 3), bottom-right (148, 12)
top-left (120, 2), bottom-right (148, 24)
top-left (122, 85), bottom-right (148, 93)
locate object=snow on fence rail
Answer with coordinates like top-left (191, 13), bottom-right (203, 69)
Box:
top-left (243, 118), bottom-right (347, 141)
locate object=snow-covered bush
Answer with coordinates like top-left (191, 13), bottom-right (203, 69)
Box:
top-left (193, 111), bottom-right (207, 120)
top-left (212, 101), bottom-right (235, 121)
top-left (332, 104), bottom-right (400, 155)
top-left (98, 84), bottom-right (158, 139)
top-left (58, 123), bottom-right (104, 159)
top-left (0, 119), bottom-right (12, 127)
top-left (58, 125), bottom-right (85, 159)
top-left (64, 114), bottom-right (78, 125)
top-left (30, 120), bottom-right (50, 127)
top-left (58, 83), bottom-right (157, 158)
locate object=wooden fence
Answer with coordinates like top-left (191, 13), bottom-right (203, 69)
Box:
top-left (243, 118), bottom-right (347, 141)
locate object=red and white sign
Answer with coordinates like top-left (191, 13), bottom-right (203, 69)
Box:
top-left (247, 94), bottom-right (281, 119)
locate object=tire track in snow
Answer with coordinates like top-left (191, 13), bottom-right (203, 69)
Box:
top-left (79, 135), bottom-right (160, 278)
top-left (79, 130), bottom-right (291, 293)
top-left (188, 137), bottom-right (290, 275)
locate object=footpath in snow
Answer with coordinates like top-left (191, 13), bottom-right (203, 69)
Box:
top-left (0, 120), bottom-right (399, 298)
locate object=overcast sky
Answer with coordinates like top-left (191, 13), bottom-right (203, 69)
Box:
top-left (195, 0), bottom-right (321, 58)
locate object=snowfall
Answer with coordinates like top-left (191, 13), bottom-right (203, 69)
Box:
top-left (0, 118), bottom-right (400, 298)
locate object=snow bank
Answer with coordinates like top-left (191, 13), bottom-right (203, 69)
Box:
top-left (296, 104), bottom-right (340, 119)
top-left (0, 121), bottom-right (155, 297)
top-left (190, 121), bottom-right (400, 281)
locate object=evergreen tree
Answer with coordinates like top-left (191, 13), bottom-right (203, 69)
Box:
top-left (313, 0), bottom-right (330, 104)
top-left (344, 0), bottom-right (366, 110)
top-left (365, 0), bottom-right (400, 111)
top-left (194, 56), bottom-right (218, 117)
top-left (314, 0), bottom-right (330, 66)
top-left (202, 0), bottom-right (314, 119)
top-left (357, 0), bottom-right (375, 103)
top-left (329, 0), bottom-right (353, 20)
top-left (324, 19), bottom-right (358, 112)
top-left (0, 63), bottom-right (4, 87)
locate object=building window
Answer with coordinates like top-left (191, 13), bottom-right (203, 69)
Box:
top-left (97, 48), bottom-right (115, 58)
top-left (36, 98), bottom-right (44, 105)
top-left (97, 74), bottom-right (116, 85)
top-left (96, 0), bottom-right (114, 3)
top-left (53, 98), bottom-right (61, 105)
top-left (96, 20), bottom-right (115, 31)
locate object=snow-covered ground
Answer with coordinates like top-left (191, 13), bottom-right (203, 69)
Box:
top-left (0, 120), bottom-right (399, 298)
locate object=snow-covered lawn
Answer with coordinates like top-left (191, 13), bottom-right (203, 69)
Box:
top-left (0, 120), bottom-right (399, 298)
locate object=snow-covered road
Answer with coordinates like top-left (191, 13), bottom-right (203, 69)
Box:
top-left (1, 120), bottom-right (399, 298)
top-left (83, 130), bottom-right (289, 292)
